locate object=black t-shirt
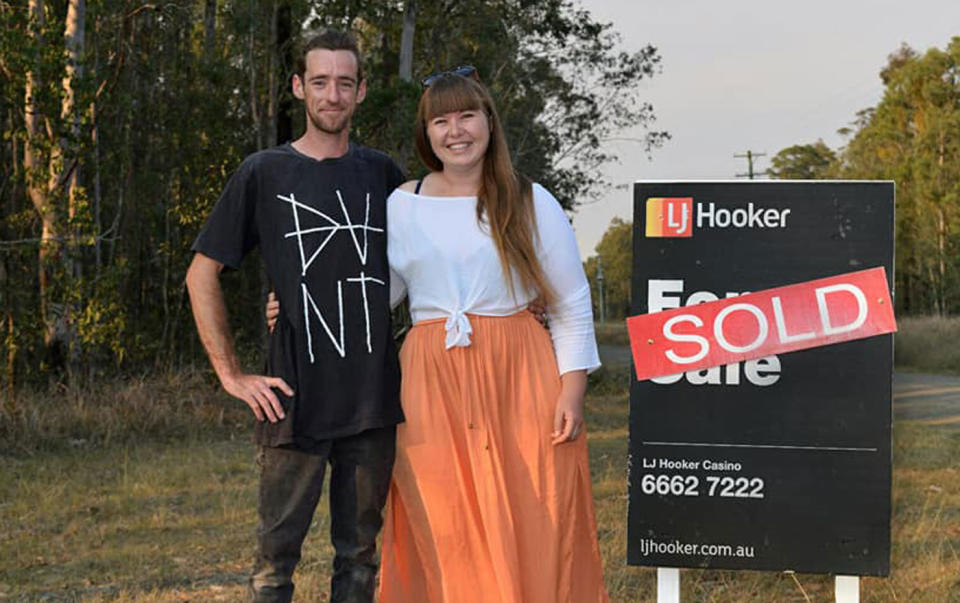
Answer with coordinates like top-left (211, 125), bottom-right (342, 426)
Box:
top-left (192, 143), bottom-right (405, 447)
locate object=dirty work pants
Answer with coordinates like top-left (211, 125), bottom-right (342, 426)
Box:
top-left (250, 425), bottom-right (396, 603)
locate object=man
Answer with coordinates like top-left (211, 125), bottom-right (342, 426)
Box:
top-left (185, 29), bottom-right (403, 603)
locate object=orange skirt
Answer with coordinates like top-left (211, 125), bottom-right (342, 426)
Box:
top-left (379, 312), bottom-right (609, 603)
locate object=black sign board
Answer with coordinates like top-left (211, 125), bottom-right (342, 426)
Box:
top-left (627, 181), bottom-right (893, 576)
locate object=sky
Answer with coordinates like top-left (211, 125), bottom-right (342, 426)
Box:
top-left (571, 0), bottom-right (960, 258)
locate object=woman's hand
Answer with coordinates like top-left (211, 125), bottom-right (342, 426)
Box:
top-left (266, 291), bottom-right (280, 333)
top-left (526, 297), bottom-right (548, 328)
top-left (552, 369), bottom-right (587, 445)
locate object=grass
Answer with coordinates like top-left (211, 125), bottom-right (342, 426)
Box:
top-left (0, 369), bottom-right (247, 456)
top-left (3, 315), bottom-right (960, 601)
top-left (894, 315), bottom-right (960, 375)
top-left (594, 320), bottom-right (632, 347)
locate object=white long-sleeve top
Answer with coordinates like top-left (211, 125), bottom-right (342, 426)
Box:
top-left (387, 182), bottom-right (601, 376)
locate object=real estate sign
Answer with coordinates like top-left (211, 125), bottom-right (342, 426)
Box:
top-left (627, 181), bottom-right (894, 576)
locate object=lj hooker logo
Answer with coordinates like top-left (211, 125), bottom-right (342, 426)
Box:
top-left (646, 197), bottom-right (693, 237)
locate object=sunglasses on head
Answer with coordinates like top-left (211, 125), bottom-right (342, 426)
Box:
top-left (421, 65), bottom-right (479, 88)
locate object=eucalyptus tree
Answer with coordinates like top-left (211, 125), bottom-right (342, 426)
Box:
top-left (768, 140), bottom-right (837, 180)
top-left (838, 38), bottom-right (960, 314)
top-left (584, 217), bottom-right (633, 320)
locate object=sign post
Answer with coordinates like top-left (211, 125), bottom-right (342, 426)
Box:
top-left (627, 182), bottom-right (894, 592)
top-left (657, 568), bottom-right (679, 603)
top-left (835, 576), bottom-right (860, 602)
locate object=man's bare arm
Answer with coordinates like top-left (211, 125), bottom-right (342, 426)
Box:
top-left (185, 253), bottom-right (293, 422)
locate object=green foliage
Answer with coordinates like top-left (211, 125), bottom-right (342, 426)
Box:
top-left (836, 37), bottom-right (960, 315)
top-left (584, 216), bottom-right (632, 320)
top-left (774, 37), bottom-right (960, 316)
top-left (71, 263), bottom-right (130, 365)
top-left (768, 140), bottom-right (837, 179)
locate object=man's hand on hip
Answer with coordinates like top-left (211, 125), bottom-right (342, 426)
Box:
top-left (222, 372), bottom-right (294, 423)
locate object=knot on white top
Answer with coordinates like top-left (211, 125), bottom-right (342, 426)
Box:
top-left (444, 310), bottom-right (473, 349)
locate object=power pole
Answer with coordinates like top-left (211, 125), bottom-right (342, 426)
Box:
top-left (596, 256), bottom-right (606, 324)
top-left (734, 150), bottom-right (767, 179)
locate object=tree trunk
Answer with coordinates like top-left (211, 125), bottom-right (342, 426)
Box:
top-left (938, 205), bottom-right (946, 315)
top-left (61, 0), bottom-right (86, 369)
top-left (5, 312), bottom-right (14, 414)
top-left (204, 0), bottom-right (217, 60)
top-left (937, 131), bottom-right (947, 314)
top-left (399, 1), bottom-right (416, 83)
top-left (265, 0), bottom-right (283, 147)
top-left (57, 0), bottom-right (85, 229)
top-left (92, 102), bottom-right (102, 271)
top-left (89, 11), bottom-right (101, 272)
top-left (248, 0), bottom-right (262, 150)
top-left (24, 0), bottom-right (63, 354)
top-left (8, 108), bottom-right (17, 179)
top-left (62, 0), bottom-right (85, 250)
top-left (161, 173), bottom-right (172, 357)
top-left (275, 0), bottom-right (293, 144)
top-left (395, 1), bottom-right (417, 170)
top-left (266, 0), bottom-right (278, 148)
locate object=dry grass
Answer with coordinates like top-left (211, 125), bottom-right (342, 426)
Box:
top-left (0, 369), bottom-right (248, 456)
top-left (2, 359), bottom-right (959, 601)
top-left (594, 320), bottom-right (631, 346)
top-left (895, 315), bottom-right (960, 375)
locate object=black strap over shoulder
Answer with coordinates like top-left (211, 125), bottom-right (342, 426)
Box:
top-left (414, 179), bottom-right (423, 194)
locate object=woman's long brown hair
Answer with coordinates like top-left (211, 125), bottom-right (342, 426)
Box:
top-left (414, 75), bottom-right (555, 305)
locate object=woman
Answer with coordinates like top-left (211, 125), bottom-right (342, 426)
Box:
top-left (379, 70), bottom-right (608, 602)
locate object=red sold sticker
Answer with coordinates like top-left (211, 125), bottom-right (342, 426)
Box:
top-left (627, 267), bottom-right (897, 381)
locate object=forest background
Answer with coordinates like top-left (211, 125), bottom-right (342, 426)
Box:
top-left (0, 0), bottom-right (669, 390)
top-left (1, 0), bottom-right (959, 386)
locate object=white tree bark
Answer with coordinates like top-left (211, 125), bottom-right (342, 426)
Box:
top-left (23, 0), bottom-right (60, 348)
top-left (61, 0), bottom-right (85, 224)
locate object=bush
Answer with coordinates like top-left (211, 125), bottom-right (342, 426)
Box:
top-left (895, 315), bottom-right (960, 374)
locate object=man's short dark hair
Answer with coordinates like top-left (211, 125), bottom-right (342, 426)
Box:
top-left (296, 30), bottom-right (364, 81)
